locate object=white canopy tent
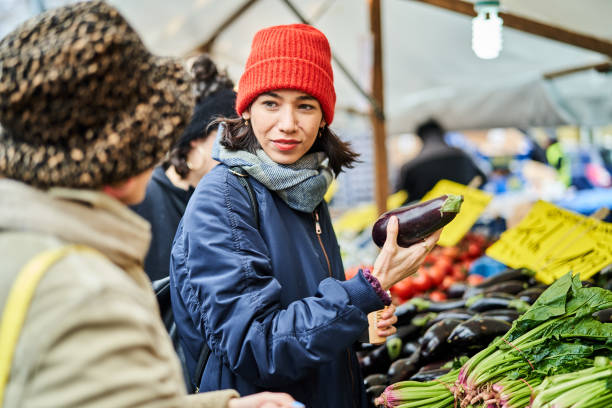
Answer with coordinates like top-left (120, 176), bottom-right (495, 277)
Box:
top-left (103, 0), bottom-right (612, 132)
top-left (3, 0), bottom-right (610, 132)
top-left (1, 0), bottom-right (611, 209)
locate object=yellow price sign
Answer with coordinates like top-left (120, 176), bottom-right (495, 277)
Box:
top-left (486, 201), bottom-right (612, 284)
top-left (421, 179), bottom-right (493, 246)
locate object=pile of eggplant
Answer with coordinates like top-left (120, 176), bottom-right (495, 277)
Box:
top-left (358, 268), bottom-right (549, 407)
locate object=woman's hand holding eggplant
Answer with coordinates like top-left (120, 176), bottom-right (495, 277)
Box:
top-left (372, 216), bottom-right (441, 291)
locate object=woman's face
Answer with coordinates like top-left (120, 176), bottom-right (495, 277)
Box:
top-left (243, 89), bottom-right (325, 165)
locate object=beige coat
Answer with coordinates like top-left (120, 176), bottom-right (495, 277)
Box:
top-left (0, 179), bottom-right (239, 407)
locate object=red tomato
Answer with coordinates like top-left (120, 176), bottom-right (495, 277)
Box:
top-left (429, 290), bottom-right (447, 302)
top-left (441, 246), bottom-right (460, 260)
top-left (435, 256), bottom-right (453, 275)
top-left (424, 253), bottom-right (437, 265)
top-left (344, 266), bottom-right (359, 280)
top-left (451, 264), bottom-right (466, 281)
top-left (467, 274), bottom-right (485, 286)
top-left (412, 270), bottom-right (432, 293)
top-left (441, 275), bottom-right (457, 291)
top-left (390, 277), bottom-right (414, 300)
top-left (467, 242), bottom-right (483, 258)
top-left (427, 265), bottom-right (446, 286)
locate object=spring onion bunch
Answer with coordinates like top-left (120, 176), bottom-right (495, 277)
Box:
top-left (454, 273), bottom-right (612, 407)
top-left (530, 358), bottom-right (612, 408)
top-left (376, 273), bottom-right (612, 408)
top-left (374, 369), bottom-right (457, 408)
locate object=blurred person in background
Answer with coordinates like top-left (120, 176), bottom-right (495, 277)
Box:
top-left (396, 118), bottom-right (487, 203)
top-left (131, 54), bottom-right (238, 282)
top-left (0, 2), bottom-right (296, 407)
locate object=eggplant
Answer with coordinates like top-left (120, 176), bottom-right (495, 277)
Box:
top-left (419, 319), bottom-right (463, 360)
top-left (391, 324), bottom-right (421, 344)
top-left (463, 280), bottom-right (527, 299)
top-left (605, 278), bottom-right (612, 292)
top-left (355, 342), bottom-right (378, 352)
top-left (466, 293), bottom-right (530, 313)
top-left (409, 367), bottom-right (451, 382)
top-left (426, 309), bottom-right (475, 328)
top-left (359, 346), bottom-right (388, 377)
top-left (592, 308), bottom-right (612, 323)
top-left (447, 317), bottom-right (512, 348)
top-left (424, 299), bottom-right (467, 313)
top-left (401, 341), bottom-right (419, 358)
top-left (517, 287), bottom-right (545, 304)
top-left (479, 309), bottom-right (520, 323)
top-left (482, 280), bottom-right (528, 295)
top-left (395, 302), bottom-right (419, 326)
top-left (409, 297), bottom-right (467, 313)
top-left (475, 268), bottom-right (533, 288)
top-left (365, 385), bottom-right (386, 407)
top-left (411, 312), bottom-right (438, 327)
top-left (447, 282), bottom-right (468, 299)
top-left (372, 194), bottom-right (463, 248)
top-left (387, 347), bottom-right (421, 383)
top-left (364, 373), bottom-right (389, 388)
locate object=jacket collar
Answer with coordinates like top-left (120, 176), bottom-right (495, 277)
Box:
top-left (0, 179), bottom-right (151, 270)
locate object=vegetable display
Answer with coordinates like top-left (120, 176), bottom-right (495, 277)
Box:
top-left (373, 272), bottom-right (612, 408)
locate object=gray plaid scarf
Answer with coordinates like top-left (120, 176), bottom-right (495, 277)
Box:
top-left (212, 137), bottom-right (333, 213)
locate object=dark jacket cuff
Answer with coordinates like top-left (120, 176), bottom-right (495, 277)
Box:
top-left (362, 268), bottom-right (392, 306)
top-left (340, 270), bottom-right (385, 314)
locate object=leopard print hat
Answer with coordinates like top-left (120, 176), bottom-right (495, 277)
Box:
top-left (0, 1), bottom-right (194, 188)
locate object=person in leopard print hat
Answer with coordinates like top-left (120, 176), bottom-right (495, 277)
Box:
top-left (0, 2), bottom-right (297, 407)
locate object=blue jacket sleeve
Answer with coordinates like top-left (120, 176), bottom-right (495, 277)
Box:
top-left (173, 170), bottom-right (384, 387)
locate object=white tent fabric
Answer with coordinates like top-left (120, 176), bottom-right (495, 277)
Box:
top-left (1, 0), bottom-right (611, 132)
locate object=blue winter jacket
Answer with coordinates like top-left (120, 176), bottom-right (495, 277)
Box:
top-left (169, 164), bottom-right (385, 407)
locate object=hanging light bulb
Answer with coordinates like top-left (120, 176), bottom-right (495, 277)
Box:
top-left (472, 1), bottom-right (503, 59)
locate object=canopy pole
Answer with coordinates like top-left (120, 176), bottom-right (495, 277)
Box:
top-left (369, 0), bottom-right (388, 216)
top-left (191, 0), bottom-right (262, 54)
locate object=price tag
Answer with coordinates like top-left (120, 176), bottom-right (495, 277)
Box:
top-left (486, 201), bottom-right (612, 284)
top-left (421, 179), bottom-right (493, 246)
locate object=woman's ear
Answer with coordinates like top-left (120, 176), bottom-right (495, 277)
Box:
top-left (320, 119), bottom-right (326, 128)
top-left (242, 110), bottom-right (251, 120)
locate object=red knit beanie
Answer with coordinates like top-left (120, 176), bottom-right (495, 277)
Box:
top-left (236, 24), bottom-right (336, 125)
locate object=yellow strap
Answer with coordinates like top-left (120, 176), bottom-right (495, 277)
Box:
top-left (0, 244), bottom-right (98, 404)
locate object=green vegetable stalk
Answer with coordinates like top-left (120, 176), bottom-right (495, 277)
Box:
top-left (374, 370), bottom-right (457, 408)
top-left (377, 273), bottom-right (612, 408)
top-left (493, 377), bottom-right (542, 408)
top-left (531, 359), bottom-right (612, 408)
top-left (454, 272), bottom-right (612, 407)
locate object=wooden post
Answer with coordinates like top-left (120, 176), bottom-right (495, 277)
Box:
top-left (369, 0), bottom-right (388, 216)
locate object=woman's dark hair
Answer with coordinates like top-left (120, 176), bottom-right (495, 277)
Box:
top-left (209, 116), bottom-right (360, 177)
top-left (162, 144), bottom-right (191, 176)
top-left (163, 54), bottom-right (234, 178)
top-left (191, 55), bottom-right (234, 103)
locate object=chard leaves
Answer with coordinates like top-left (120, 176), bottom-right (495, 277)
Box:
top-left (508, 273), bottom-right (573, 340)
top-left (507, 273), bottom-right (612, 342)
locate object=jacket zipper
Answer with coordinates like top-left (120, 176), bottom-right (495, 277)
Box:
top-left (314, 210), bottom-right (358, 407)
top-left (314, 210), bottom-right (332, 277)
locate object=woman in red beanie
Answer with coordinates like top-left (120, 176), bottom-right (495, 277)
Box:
top-left (170, 24), bottom-right (440, 407)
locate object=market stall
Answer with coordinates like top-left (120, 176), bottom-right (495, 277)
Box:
top-left (2, 2), bottom-right (610, 407)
